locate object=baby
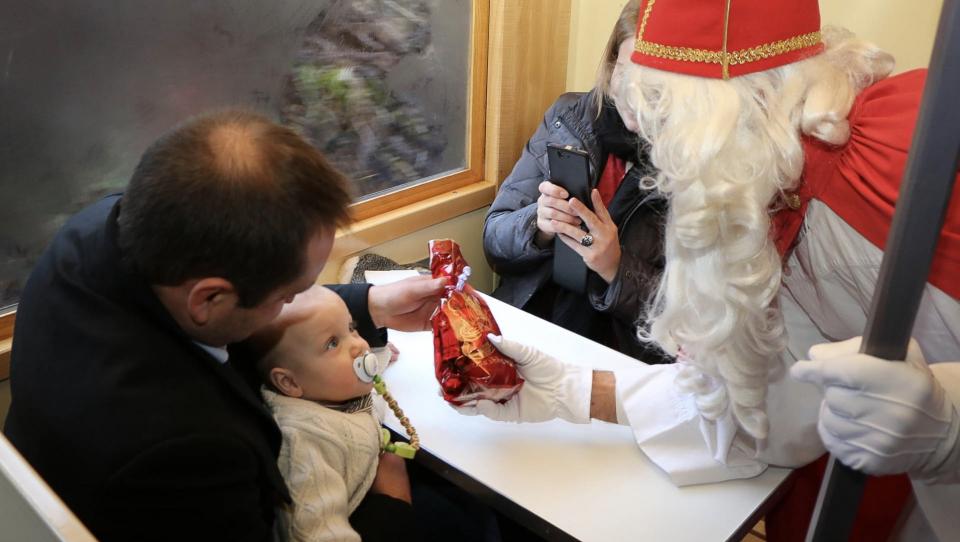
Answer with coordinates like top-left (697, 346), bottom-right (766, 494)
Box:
top-left (243, 285), bottom-right (408, 542)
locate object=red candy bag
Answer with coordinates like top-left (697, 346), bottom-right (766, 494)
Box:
top-left (429, 239), bottom-right (523, 405)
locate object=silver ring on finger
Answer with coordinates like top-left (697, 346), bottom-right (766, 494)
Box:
top-left (580, 234), bottom-right (594, 247)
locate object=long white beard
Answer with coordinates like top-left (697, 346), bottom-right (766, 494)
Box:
top-left (652, 170), bottom-right (788, 440)
top-left (624, 65), bottom-right (806, 440)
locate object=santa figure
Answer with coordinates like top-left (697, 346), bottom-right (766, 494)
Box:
top-left (457, 0), bottom-right (960, 539)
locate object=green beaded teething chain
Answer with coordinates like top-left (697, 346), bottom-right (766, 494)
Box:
top-left (374, 375), bottom-right (419, 459)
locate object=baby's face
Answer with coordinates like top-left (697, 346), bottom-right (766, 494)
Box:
top-left (283, 293), bottom-right (373, 402)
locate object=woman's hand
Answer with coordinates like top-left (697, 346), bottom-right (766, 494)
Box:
top-left (534, 181), bottom-right (582, 247)
top-left (553, 190), bottom-right (622, 283)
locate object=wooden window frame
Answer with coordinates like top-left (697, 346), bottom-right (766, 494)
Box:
top-left (1, 312), bottom-right (13, 381)
top-left (333, 0), bottom-right (571, 255)
top-left (348, 0), bottom-right (490, 223)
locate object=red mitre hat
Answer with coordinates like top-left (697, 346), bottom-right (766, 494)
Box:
top-left (630, 0), bottom-right (824, 79)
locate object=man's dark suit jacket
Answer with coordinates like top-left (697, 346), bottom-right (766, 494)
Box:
top-left (3, 195), bottom-right (412, 541)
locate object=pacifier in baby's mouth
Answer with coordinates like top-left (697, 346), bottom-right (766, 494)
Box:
top-left (353, 351), bottom-right (387, 383)
top-left (353, 350), bottom-right (420, 459)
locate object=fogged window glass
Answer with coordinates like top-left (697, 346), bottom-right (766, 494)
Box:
top-left (0, 0), bottom-right (472, 309)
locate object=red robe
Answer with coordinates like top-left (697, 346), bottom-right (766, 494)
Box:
top-left (768, 69), bottom-right (959, 541)
top-left (775, 68), bottom-right (960, 298)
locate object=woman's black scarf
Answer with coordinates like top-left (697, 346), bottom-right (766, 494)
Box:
top-left (594, 98), bottom-right (646, 165)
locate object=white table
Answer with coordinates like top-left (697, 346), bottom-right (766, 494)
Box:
top-left (369, 272), bottom-right (792, 542)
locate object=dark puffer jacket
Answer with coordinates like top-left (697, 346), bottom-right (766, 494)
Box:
top-left (484, 90), bottom-right (672, 363)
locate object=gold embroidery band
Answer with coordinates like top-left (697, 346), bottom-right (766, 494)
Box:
top-left (635, 30), bottom-right (822, 71)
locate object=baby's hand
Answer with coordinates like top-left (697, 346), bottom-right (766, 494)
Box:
top-left (370, 452), bottom-right (412, 504)
top-left (373, 343), bottom-right (400, 369)
top-left (387, 342), bottom-right (400, 364)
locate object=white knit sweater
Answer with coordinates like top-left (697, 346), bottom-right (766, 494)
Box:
top-left (263, 389), bottom-right (385, 542)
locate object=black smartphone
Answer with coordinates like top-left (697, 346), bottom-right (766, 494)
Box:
top-left (546, 144), bottom-right (593, 210)
top-left (546, 144), bottom-right (593, 293)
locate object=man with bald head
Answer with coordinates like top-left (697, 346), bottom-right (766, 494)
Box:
top-left (4, 110), bottom-right (443, 541)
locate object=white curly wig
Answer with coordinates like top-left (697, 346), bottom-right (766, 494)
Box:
top-left (614, 27), bottom-right (895, 440)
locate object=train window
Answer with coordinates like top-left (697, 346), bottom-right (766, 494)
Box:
top-left (0, 0), bottom-right (488, 310)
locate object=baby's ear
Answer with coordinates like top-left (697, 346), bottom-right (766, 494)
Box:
top-left (270, 367), bottom-right (303, 398)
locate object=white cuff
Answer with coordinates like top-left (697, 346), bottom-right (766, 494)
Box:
top-left (615, 364), bottom-right (766, 486)
top-left (560, 366), bottom-right (594, 424)
top-left (615, 384), bottom-right (630, 426)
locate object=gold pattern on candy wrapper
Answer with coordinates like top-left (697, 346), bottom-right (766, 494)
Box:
top-left (463, 343), bottom-right (497, 368)
top-left (444, 292), bottom-right (495, 373)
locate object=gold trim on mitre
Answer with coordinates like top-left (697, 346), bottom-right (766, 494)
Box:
top-left (635, 0), bottom-right (822, 79)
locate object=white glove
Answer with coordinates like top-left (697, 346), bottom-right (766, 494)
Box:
top-left (452, 334), bottom-right (592, 424)
top-left (791, 337), bottom-right (960, 482)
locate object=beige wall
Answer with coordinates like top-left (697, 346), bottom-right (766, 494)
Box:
top-left (566, 0), bottom-right (944, 91)
top-left (566, 0), bottom-right (627, 91)
top-left (316, 207), bottom-right (495, 293)
top-left (820, 1), bottom-right (942, 73)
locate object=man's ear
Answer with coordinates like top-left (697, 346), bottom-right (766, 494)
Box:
top-left (269, 367), bottom-right (303, 398)
top-left (186, 278), bottom-right (237, 326)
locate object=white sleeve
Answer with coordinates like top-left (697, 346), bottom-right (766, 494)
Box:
top-left (613, 200), bottom-right (960, 488)
top-left (615, 288), bottom-right (827, 487)
top-left (615, 363), bottom-right (766, 486)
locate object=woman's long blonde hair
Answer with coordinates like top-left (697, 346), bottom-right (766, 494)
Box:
top-left (616, 27), bottom-right (894, 440)
top-left (594, 0), bottom-right (642, 115)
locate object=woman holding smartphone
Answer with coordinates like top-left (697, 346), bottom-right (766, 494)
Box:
top-left (483, 0), bottom-right (670, 363)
